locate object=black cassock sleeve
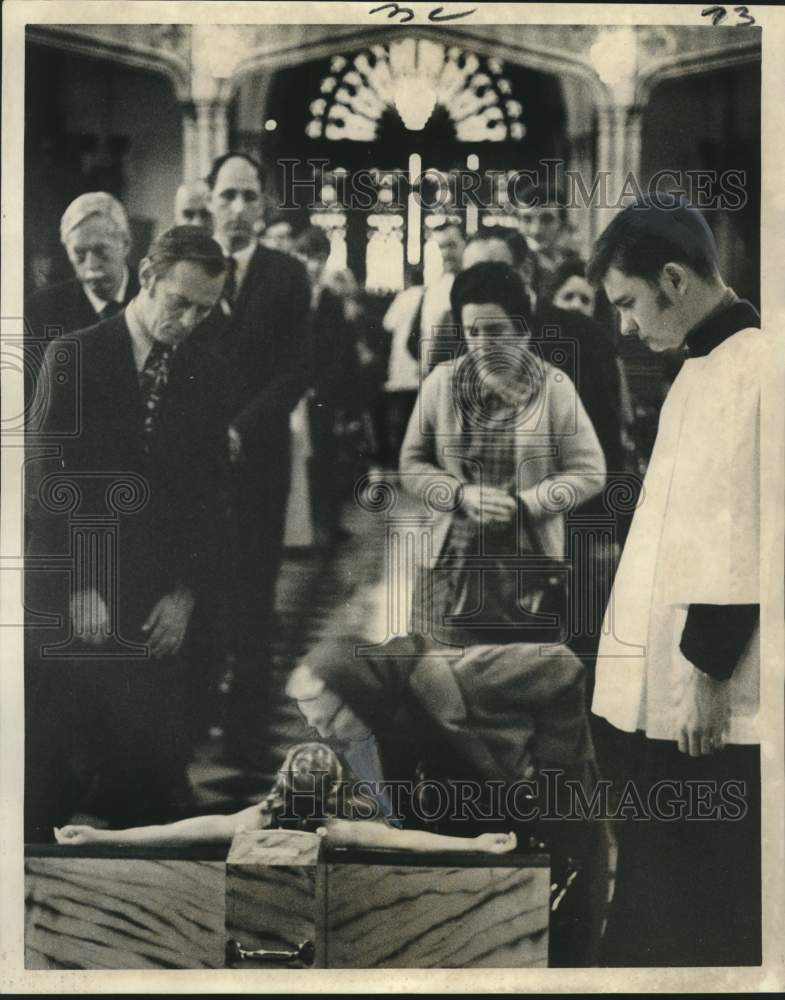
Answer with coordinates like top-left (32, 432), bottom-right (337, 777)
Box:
top-left (680, 604), bottom-right (759, 681)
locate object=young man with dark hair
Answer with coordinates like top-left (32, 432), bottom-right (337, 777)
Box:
top-left (589, 195), bottom-right (762, 965)
top-left (25, 226), bottom-right (230, 840)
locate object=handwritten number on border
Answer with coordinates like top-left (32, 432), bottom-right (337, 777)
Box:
top-left (370, 3), bottom-right (415, 23)
top-left (701, 6), bottom-right (756, 26)
top-left (369, 3), bottom-right (476, 23)
top-left (429, 6), bottom-right (477, 21)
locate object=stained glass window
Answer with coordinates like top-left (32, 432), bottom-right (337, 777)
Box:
top-left (306, 41), bottom-right (525, 142)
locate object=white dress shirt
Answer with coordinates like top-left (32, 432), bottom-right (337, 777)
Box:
top-left (217, 240), bottom-right (256, 314)
top-left (124, 299), bottom-right (158, 373)
top-left (83, 267), bottom-right (129, 317)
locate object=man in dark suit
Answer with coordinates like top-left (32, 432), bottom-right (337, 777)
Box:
top-left (24, 227), bottom-right (229, 841)
top-left (198, 153), bottom-right (311, 764)
top-left (24, 192), bottom-right (139, 399)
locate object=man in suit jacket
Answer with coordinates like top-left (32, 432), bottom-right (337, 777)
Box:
top-left (24, 192), bottom-right (139, 399)
top-left (24, 226), bottom-right (229, 841)
top-left (198, 153), bottom-right (311, 764)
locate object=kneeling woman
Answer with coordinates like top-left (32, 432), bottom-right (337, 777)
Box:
top-left (285, 634), bottom-right (610, 968)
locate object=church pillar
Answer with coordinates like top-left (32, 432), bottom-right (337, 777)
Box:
top-left (588, 26), bottom-right (645, 242)
top-left (182, 100), bottom-right (230, 180)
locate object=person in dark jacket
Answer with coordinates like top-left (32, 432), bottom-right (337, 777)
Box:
top-left (24, 226), bottom-right (229, 840)
top-left (196, 153), bottom-right (312, 765)
top-left (286, 632), bottom-right (610, 968)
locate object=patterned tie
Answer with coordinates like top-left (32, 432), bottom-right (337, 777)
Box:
top-left (139, 341), bottom-right (172, 450)
top-left (100, 299), bottom-right (123, 319)
top-left (223, 256), bottom-right (237, 309)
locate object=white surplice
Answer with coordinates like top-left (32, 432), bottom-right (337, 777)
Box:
top-left (592, 326), bottom-right (762, 745)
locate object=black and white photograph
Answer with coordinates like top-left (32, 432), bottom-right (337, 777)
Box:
top-left (2, 1), bottom-right (784, 992)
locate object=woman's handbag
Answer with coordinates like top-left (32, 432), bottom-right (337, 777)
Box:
top-left (436, 499), bottom-right (570, 645)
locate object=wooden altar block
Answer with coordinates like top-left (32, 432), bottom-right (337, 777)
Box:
top-left (24, 856), bottom-right (225, 970)
top-left (323, 854), bottom-right (550, 968)
top-left (225, 829), bottom-right (321, 969)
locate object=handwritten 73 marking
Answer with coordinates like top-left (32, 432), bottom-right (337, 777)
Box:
top-left (701, 6), bottom-right (756, 26)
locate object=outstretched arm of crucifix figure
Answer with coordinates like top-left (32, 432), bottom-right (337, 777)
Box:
top-left (54, 803), bottom-right (269, 847)
top-left (318, 818), bottom-right (517, 854)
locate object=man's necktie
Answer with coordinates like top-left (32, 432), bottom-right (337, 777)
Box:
top-left (100, 300), bottom-right (123, 319)
top-left (139, 341), bottom-right (172, 451)
top-left (223, 256), bottom-right (237, 309)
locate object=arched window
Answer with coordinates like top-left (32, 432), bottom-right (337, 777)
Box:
top-left (306, 40), bottom-right (525, 141)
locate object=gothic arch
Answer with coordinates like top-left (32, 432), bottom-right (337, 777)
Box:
top-left (25, 25), bottom-right (191, 101)
top-left (634, 36), bottom-right (760, 105)
top-left (229, 24), bottom-right (610, 108)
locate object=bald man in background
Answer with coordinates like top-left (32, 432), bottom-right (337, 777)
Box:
top-left (174, 180), bottom-right (213, 232)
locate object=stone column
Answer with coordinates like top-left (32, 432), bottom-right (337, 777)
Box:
top-left (181, 105), bottom-right (199, 182)
top-left (187, 23), bottom-right (236, 178)
top-left (192, 100), bottom-right (230, 179)
top-left (588, 26), bottom-right (645, 242)
top-left (592, 101), bottom-right (644, 243)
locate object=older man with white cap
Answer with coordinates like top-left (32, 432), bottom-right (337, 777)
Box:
top-left (25, 192), bottom-right (137, 394)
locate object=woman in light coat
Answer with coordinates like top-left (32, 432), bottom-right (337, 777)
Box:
top-left (399, 261), bottom-right (606, 644)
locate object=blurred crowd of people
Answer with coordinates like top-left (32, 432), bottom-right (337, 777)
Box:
top-left (22, 153), bottom-right (763, 969)
top-left (22, 160), bottom-right (642, 832)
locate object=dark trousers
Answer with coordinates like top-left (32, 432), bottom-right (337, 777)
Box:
top-left (383, 389), bottom-right (418, 467)
top-left (595, 723), bottom-right (761, 966)
top-left (226, 443), bottom-right (291, 740)
top-left (25, 655), bottom-right (191, 841)
top-left (308, 399), bottom-right (341, 539)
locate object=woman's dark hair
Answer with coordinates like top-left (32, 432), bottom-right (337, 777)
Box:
top-left (587, 193), bottom-right (721, 287)
top-left (541, 256), bottom-right (589, 306)
top-left (450, 261), bottom-right (532, 329)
